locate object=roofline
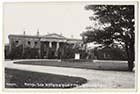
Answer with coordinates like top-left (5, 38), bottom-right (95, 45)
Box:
top-left (8, 34), bottom-right (82, 41)
top-left (8, 34), bottom-right (41, 38)
top-left (67, 38), bottom-right (82, 41)
top-left (43, 33), bottom-right (66, 39)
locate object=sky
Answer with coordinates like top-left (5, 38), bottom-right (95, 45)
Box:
top-left (4, 2), bottom-right (93, 44)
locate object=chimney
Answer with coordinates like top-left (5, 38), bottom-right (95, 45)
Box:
top-left (23, 31), bottom-right (26, 35)
top-left (37, 28), bottom-right (39, 36)
top-left (71, 35), bottom-right (74, 38)
top-left (23, 28), bottom-right (26, 35)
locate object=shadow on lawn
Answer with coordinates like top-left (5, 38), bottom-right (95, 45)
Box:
top-left (5, 68), bottom-right (87, 88)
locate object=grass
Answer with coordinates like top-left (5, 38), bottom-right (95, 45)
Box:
top-left (14, 60), bottom-right (128, 71)
top-left (5, 68), bottom-right (87, 88)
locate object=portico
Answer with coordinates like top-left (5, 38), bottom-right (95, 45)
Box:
top-left (40, 35), bottom-right (67, 59)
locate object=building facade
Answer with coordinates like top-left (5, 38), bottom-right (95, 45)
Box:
top-left (8, 33), bottom-right (82, 59)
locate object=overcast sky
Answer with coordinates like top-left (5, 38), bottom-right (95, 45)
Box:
top-left (4, 2), bottom-right (93, 44)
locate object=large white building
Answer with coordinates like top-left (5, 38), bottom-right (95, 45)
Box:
top-left (8, 32), bottom-right (82, 59)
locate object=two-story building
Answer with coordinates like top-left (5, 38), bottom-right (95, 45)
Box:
top-left (8, 32), bottom-right (82, 59)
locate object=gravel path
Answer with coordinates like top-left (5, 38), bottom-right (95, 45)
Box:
top-left (5, 60), bottom-right (135, 88)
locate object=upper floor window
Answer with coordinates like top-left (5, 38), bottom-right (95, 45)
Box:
top-left (15, 40), bottom-right (19, 45)
top-left (28, 41), bottom-right (31, 45)
top-left (34, 41), bottom-right (38, 46)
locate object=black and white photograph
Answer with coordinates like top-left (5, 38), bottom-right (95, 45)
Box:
top-left (3, 2), bottom-right (137, 91)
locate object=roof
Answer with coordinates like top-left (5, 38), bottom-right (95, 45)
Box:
top-left (67, 38), bottom-right (82, 41)
top-left (8, 34), bottom-right (40, 39)
top-left (8, 33), bottom-right (82, 42)
top-left (42, 33), bottom-right (66, 39)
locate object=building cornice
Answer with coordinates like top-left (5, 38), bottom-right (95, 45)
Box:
top-left (8, 34), bottom-right (82, 42)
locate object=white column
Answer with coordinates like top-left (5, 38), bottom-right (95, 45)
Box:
top-left (55, 42), bottom-right (59, 56)
top-left (56, 42), bottom-right (59, 50)
top-left (49, 41), bottom-right (52, 48)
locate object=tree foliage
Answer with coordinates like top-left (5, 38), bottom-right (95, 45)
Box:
top-left (82, 5), bottom-right (135, 71)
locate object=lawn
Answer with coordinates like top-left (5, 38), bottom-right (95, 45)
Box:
top-left (5, 68), bottom-right (87, 88)
top-left (14, 60), bottom-right (128, 71)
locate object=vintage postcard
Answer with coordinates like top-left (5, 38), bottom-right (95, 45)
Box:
top-left (3, 1), bottom-right (138, 92)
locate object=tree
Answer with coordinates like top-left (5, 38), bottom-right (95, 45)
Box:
top-left (62, 43), bottom-right (75, 59)
top-left (9, 43), bottom-right (23, 59)
top-left (82, 5), bottom-right (135, 71)
top-left (24, 47), bottom-right (39, 59)
top-left (93, 44), bottom-right (127, 60)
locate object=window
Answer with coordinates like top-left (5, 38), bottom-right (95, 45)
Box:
top-left (34, 41), bottom-right (38, 46)
top-left (28, 41), bottom-right (31, 45)
top-left (15, 40), bottom-right (19, 44)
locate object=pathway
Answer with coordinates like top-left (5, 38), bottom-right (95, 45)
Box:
top-left (5, 60), bottom-right (135, 88)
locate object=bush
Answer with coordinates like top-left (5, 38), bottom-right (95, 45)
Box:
top-left (92, 45), bottom-right (127, 60)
